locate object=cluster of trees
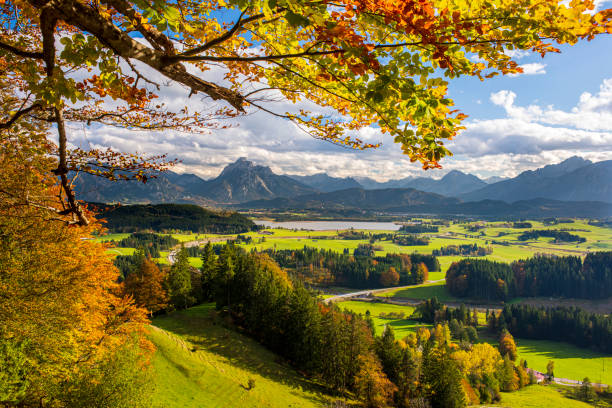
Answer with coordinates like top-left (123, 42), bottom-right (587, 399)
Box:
top-left (517, 229), bottom-right (586, 243)
top-left (99, 204), bottom-right (257, 233)
top-left (433, 243), bottom-right (492, 257)
top-left (113, 232), bottom-right (179, 258)
top-left (338, 230), bottom-right (370, 240)
top-left (399, 224), bottom-right (439, 233)
top-left (489, 305), bottom-right (612, 353)
top-left (392, 234), bottom-right (430, 246)
top-left (264, 246), bottom-right (437, 288)
top-left (414, 298), bottom-right (479, 343)
top-left (512, 222), bottom-right (533, 228)
top-left (446, 252), bottom-right (612, 300)
top-left (200, 242), bottom-right (531, 407)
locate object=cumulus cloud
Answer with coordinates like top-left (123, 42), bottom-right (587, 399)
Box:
top-left (69, 69), bottom-right (612, 180)
top-left (444, 78), bottom-right (612, 177)
top-left (509, 63), bottom-right (547, 77)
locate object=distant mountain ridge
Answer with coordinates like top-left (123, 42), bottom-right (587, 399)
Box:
top-left (72, 156), bottom-right (612, 210)
top-left (461, 157), bottom-right (612, 203)
top-left (235, 188), bottom-right (612, 218)
top-left (288, 173), bottom-right (362, 192)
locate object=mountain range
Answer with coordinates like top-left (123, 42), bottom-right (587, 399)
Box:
top-left (72, 156), bottom-right (612, 216)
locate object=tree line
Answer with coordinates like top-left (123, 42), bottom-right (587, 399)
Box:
top-left (488, 305), bottom-right (612, 353)
top-left (112, 232), bottom-right (179, 258)
top-left (116, 241), bottom-right (536, 407)
top-left (399, 224), bottom-right (440, 233)
top-left (262, 246), bottom-right (439, 288)
top-left (446, 252), bottom-right (612, 301)
top-left (98, 204), bottom-right (257, 233)
top-left (517, 229), bottom-right (586, 243)
top-left (433, 243), bottom-right (493, 257)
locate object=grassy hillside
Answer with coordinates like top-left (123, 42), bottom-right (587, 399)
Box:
top-left (491, 384), bottom-right (593, 408)
top-left (150, 304), bottom-right (343, 408)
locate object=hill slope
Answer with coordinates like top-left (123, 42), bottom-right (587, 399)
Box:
top-left (150, 304), bottom-right (339, 408)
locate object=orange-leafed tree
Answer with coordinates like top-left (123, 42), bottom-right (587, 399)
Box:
top-left (354, 352), bottom-right (397, 408)
top-left (124, 255), bottom-right (170, 316)
top-left (0, 0), bottom-right (610, 223)
top-left (499, 330), bottom-right (519, 361)
top-left (0, 108), bottom-right (152, 405)
top-left (380, 266), bottom-right (400, 287)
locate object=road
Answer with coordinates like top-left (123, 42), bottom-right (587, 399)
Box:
top-left (323, 279), bottom-right (445, 303)
top-left (167, 237), bottom-right (229, 264)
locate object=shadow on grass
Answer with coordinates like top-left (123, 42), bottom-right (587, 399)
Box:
top-left (153, 304), bottom-right (348, 407)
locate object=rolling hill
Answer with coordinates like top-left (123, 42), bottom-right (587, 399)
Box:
top-left (150, 304), bottom-right (341, 408)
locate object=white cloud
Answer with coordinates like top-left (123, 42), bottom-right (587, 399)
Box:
top-left (509, 63), bottom-right (547, 77)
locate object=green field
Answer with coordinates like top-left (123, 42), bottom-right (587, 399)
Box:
top-left (516, 339), bottom-right (612, 385)
top-left (338, 299), bottom-right (612, 385)
top-left (491, 384), bottom-right (593, 408)
top-left (338, 300), bottom-right (428, 338)
top-left (378, 281), bottom-right (457, 301)
top-left (150, 304), bottom-right (343, 408)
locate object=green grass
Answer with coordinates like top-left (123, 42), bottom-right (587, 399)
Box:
top-left (150, 304), bottom-right (343, 408)
top-left (95, 233), bottom-right (131, 242)
top-left (106, 247), bottom-right (136, 256)
top-left (378, 281), bottom-right (457, 302)
top-left (515, 339), bottom-right (612, 385)
top-left (491, 384), bottom-right (593, 408)
top-left (338, 300), bottom-right (429, 338)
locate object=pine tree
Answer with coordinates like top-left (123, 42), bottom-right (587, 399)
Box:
top-left (167, 247), bottom-right (193, 310)
top-left (577, 377), bottom-right (597, 402)
top-left (200, 242), bottom-right (218, 301)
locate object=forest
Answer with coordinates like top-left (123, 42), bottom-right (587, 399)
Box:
top-left (135, 242), bottom-right (532, 407)
top-left (517, 229), bottom-right (586, 243)
top-left (112, 232), bottom-right (179, 258)
top-left (445, 252), bottom-right (612, 300)
top-left (490, 305), bottom-right (612, 353)
top-left (98, 204), bottom-right (257, 233)
top-left (399, 224), bottom-right (440, 233)
top-left (263, 246), bottom-right (438, 288)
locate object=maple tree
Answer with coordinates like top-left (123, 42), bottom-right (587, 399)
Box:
top-left (0, 121), bottom-right (152, 405)
top-left (1, 0), bottom-right (611, 223)
top-left (123, 255), bottom-right (170, 316)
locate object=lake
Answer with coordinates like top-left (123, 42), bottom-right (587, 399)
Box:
top-left (253, 220), bottom-right (402, 231)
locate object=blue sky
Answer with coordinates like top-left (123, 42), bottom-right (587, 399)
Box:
top-left (69, 13), bottom-right (612, 181)
top-left (450, 35), bottom-right (612, 118)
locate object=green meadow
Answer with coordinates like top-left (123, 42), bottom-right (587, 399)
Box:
top-left (491, 384), bottom-right (593, 408)
top-left (338, 299), bottom-right (612, 385)
top-left (150, 304), bottom-right (343, 408)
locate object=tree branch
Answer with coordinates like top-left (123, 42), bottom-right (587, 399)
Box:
top-left (0, 39), bottom-right (44, 59)
top-left (27, 0), bottom-right (245, 111)
top-left (0, 102), bottom-right (41, 130)
top-left (178, 10), bottom-right (266, 57)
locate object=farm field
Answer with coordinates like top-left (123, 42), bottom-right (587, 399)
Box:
top-left (150, 304), bottom-right (341, 408)
top-left (491, 384), bottom-right (594, 408)
top-left (100, 219), bottom-right (612, 280)
top-left (338, 299), bottom-right (612, 385)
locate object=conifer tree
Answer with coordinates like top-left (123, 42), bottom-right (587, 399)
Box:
top-left (167, 247), bottom-right (193, 309)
